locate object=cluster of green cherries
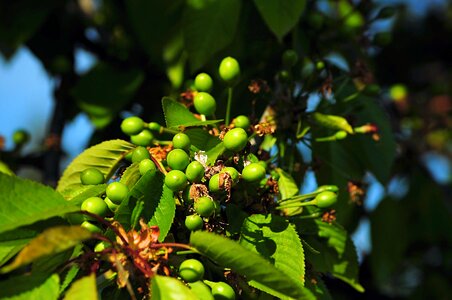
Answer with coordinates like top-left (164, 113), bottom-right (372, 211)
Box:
top-left (178, 258), bottom-right (235, 300)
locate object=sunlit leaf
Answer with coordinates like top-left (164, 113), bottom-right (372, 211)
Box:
top-left (240, 214), bottom-right (305, 290)
top-left (190, 231), bottom-right (310, 299)
top-left (57, 140), bottom-right (134, 193)
top-left (0, 173), bottom-right (78, 235)
top-left (151, 275), bottom-right (198, 300)
top-left (0, 273), bottom-right (59, 300)
top-left (63, 274), bottom-right (98, 300)
top-left (0, 226), bottom-right (92, 273)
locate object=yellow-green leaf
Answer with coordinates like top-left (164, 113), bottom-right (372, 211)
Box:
top-left (1, 226), bottom-right (92, 273)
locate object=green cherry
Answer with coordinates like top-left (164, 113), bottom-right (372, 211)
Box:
top-left (314, 191), bottom-right (338, 208)
top-left (80, 168), bottom-right (104, 185)
top-left (223, 128), bottom-right (248, 152)
top-left (167, 149), bottom-right (190, 171)
top-left (121, 116), bottom-right (144, 136)
top-left (179, 259), bottom-right (205, 283)
top-left (172, 133), bottom-right (191, 151)
top-left (81, 221), bottom-right (102, 234)
top-left (232, 115), bottom-right (250, 129)
top-left (132, 146), bottom-right (150, 163)
top-left (194, 72), bottom-right (213, 92)
top-left (131, 129), bottom-right (154, 146)
top-left (139, 158), bottom-right (156, 175)
top-left (208, 173), bottom-right (221, 193)
top-left (165, 170), bottom-right (188, 192)
top-left (315, 185), bottom-right (339, 193)
top-left (106, 182), bottom-right (129, 204)
top-left (194, 92), bottom-right (216, 116)
top-left (188, 281), bottom-right (214, 300)
top-left (221, 167), bottom-right (239, 185)
top-left (185, 214), bottom-right (204, 231)
top-left (242, 163), bottom-right (266, 182)
top-left (211, 282), bottom-right (236, 300)
top-left (194, 196), bottom-right (215, 217)
top-left (219, 57), bottom-right (240, 85)
top-left (13, 129), bottom-right (30, 145)
top-left (185, 161), bottom-right (205, 182)
top-left (81, 197), bottom-right (108, 220)
top-left (282, 49), bottom-right (298, 68)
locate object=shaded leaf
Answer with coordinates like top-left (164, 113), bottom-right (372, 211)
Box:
top-left (240, 214), bottom-right (305, 290)
top-left (0, 228), bottom-right (35, 267)
top-left (185, 128), bottom-right (221, 151)
top-left (0, 273), bottom-right (59, 300)
top-left (304, 235), bottom-right (364, 292)
top-left (370, 197), bottom-right (408, 288)
top-left (57, 139), bottom-right (134, 193)
top-left (253, 0), bottom-right (306, 41)
top-left (72, 62), bottom-right (144, 128)
top-left (0, 226), bottom-right (92, 273)
top-left (151, 275), bottom-right (198, 300)
top-left (64, 274), bottom-right (98, 300)
top-left (206, 142), bottom-right (226, 165)
top-left (190, 231), bottom-right (310, 299)
top-left (120, 163), bottom-right (141, 187)
top-left (276, 168), bottom-right (302, 216)
top-left (126, 0), bottom-right (184, 60)
top-left (183, 0), bottom-right (241, 71)
top-left (0, 173), bottom-right (78, 235)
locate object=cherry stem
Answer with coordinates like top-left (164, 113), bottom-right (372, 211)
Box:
top-left (225, 87), bottom-right (233, 125)
top-left (79, 211), bottom-right (129, 246)
top-left (276, 199), bottom-right (316, 209)
top-left (151, 242), bottom-right (196, 251)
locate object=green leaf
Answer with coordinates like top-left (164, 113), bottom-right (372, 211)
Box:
top-left (57, 139), bottom-right (134, 193)
top-left (72, 62), bottom-right (144, 128)
top-left (253, 0), bottom-right (306, 41)
top-left (304, 235), bottom-right (364, 292)
top-left (185, 128), bottom-right (221, 151)
top-left (305, 276), bottom-right (332, 300)
top-left (296, 219), bottom-right (347, 257)
top-left (59, 265), bottom-right (80, 295)
top-left (120, 163), bottom-right (141, 187)
top-left (240, 214), bottom-right (305, 291)
top-left (0, 173), bottom-right (79, 235)
top-left (312, 112), bottom-right (353, 134)
top-left (0, 226), bottom-right (92, 273)
top-left (183, 0), bottom-right (241, 71)
top-left (276, 168), bottom-right (302, 216)
top-left (0, 160), bottom-right (14, 175)
top-left (66, 184), bottom-right (107, 206)
top-left (276, 168), bottom-right (299, 199)
top-left (64, 274), bottom-right (98, 300)
top-left (151, 275), bottom-right (198, 300)
top-left (0, 0), bottom-right (59, 57)
top-left (0, 228), bottom-right (35, 267)
top-left (206, 142), bottom-right (226, 165)
top-left (369, 197), bottom-right (408, 287)
top-left (126, 0), bottom-right (184, 60)
top-left (162, 97), bottom-right (199, 129)
top-left (115, 170), bottom-right (168, 230)
top-left (149, 185), bottom-right (176, 242)
top-left (0, 273), bottom-right (60, 300)
top-left (190, 231), bottom-right (310, 299)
